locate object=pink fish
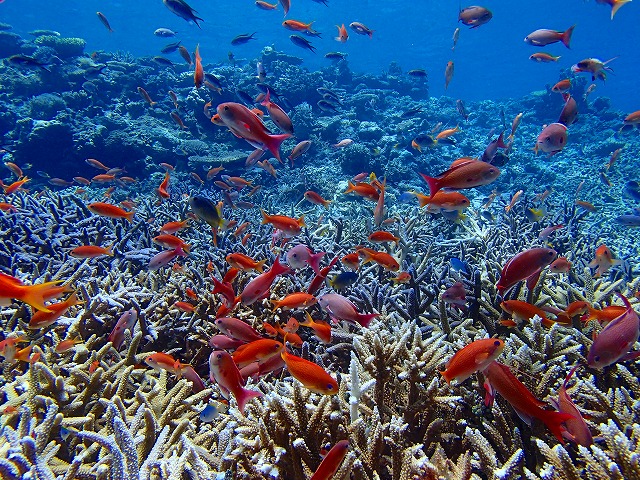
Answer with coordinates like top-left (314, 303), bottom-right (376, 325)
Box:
top-left (107, 309), bottom-right (137, 349)
top-left (215, 317), bottom-right (263, 343)
top-left (286, 244), bottom-right (325, 274)
top-left (538, 224), bottom-right (564, 240)
top-left (209, 334), bottom-right (246, 350)
top-left (238, 257), bottom-right (290, 305)
top-left (148, 246), bottom-right (187, 270)
top-left (317, 293), bottom-right (378, 328)
top-left (534, 123), bottom-right (568, 156)
top-left (209, 350), bottom-right (263, 413)
top-left (551, 366), bottom-right (593, 446)
top-left (442, 282), bottom-right (466, 309)
top-left (558, 94), bottom-right (578, 127)
top-left (587, 293), bottom-right (640, 368)
top-left (260, 90), bottom-right (294, 134)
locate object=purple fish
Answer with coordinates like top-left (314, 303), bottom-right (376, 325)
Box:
top-left (442, 282), bottom-right (466, 309)
top-left (286, 244), bottom-right (325, 274)
top-left (215, 317), bottom-right (263, 343)
top-left (209, 334), bottom-right (246, 350)
top-left (107, 308), bottom-right (137, 349)
top-left (148, 246), bottom-right (187, 270)
top-left (587, 293), bottom-right (640, 368)
top-left (318, 293), bottom-right (378, 328)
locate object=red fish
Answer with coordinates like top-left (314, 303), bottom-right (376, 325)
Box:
top-left (440, 338), bottom-right (504, 384)
top-left (589, 244), bottom-right (621, 277)
top-left (534, 123), bottom-right (568, 156)
top-left (524, 25), bottom-right (575, 48)
top-left (483, 361), bottom-right (573, 443)
top-left (500, 300), bottom-right (555, 328)
top-left (552, 366), bottom-right (593, 446)
top-left (496, 248), bottom-right (557, 294)
top-left (232, 339), bottom-right (283, 368)
top-left (238, 257), bottom-right (290, 305)
top-left (442, 282), bottom-right (466, 310)
top-left (88, 202), bottom-right (135, 222)
top-left (217, 102), bottom-right (291, 162)
top-left (146, 352), bottom-right (205, 392)
top-left (194, 44), bottom-right (203, 88)
top-left (310, 440), bottom-right (350, 480)
top-left (209, 350), bottom-right (263, 412)
top-left (28, 293), bottom-right (82, 329)
top-left (458, 6), bottom-right (492, 28)
top-left (260, 90), bottom-right (294, 134)
top-left (70, 245), bottom-right (113, 258)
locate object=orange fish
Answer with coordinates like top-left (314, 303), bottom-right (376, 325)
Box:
top-left (357, 248), bottom-right (400, 271)
top-left (28, 293), bottom-right (83, 329)
top-left (232, 339), bottom-right (283, 368)
top-left (153, 234), bottom-right (190, 252)
top-left (552, 79), bottom-right (571, 93)
top-left (500, 300), bottom-right (556, 328)
top-left (441, 338), bottom-right (505, 384)
top-left (91, 174), bottom-right (116, 184)
top-left (300, 312), bottom-right (331, 343)
top-left (0, 202), bottom-right (17, 212)
top-left (0, 272), bottom-right (64, 312)
top-left (271, 292), bottom-right (317, 311)
top-left (0, 336), bottom-right (31, 362)
top-left (341, 252), bottom-right (360, 270)
top-left (589, 244), bottom-right (621, 277)
top-left (55, 337), bottom-right (83, 353)
top-left (304, 190), bottom-right (331, 208)
top-left (549, 257), bottom-right (571, 273)
top-left (420, 160), bottom-right (500, 198)
top-left (226, 253), bottom-right (266, 272)
top-left (217, 102), bottom-right (291, 162)
top-left (194, 44), bottom-right (204, 88)
top-left (391, 271), bottom-right (411, 284)
top-left (70, 245), bottom-right (113, 258)
top-left (281, 339), bottom-right (338, 395)
top-left (335, 23), bottom-right (348, 42)
top-left (160, 219), bottom-right (190, 234)
top-left (88, 202), bottom-right (135, 222)
top-left (261, 210), bottom-right (305, 236)
top-left (582, 305), bottom-right (627, 325)
top-left (3, 177), bottom-right (29, 195)
top-left (343, 181), bottom-right (379, 201)
top-left (412, 191), bottom-right (470, 212)
top-left (283, 19), bottom-right (318, 35)
top-left (173, 301), bottom-right (196, 313)
top-left (368, 231), bottom-right (399, 245)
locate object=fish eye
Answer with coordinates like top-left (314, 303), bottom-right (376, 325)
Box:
top-left (594, 355), bottom-right (600, 362)
top-left (327, 384), bottom-right (334, 390)
top-left (216, 353), bottom-right (223, 359)
top-left (494, 340), bottom-right (501, 346)
top-left (224, 106), bottom-right (229, 111)
top-left (292, 254), bottom-right (297, 258)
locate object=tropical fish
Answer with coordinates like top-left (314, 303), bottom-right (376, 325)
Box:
top-left (318, 293), bottom-right (378, 328)
top-left (290, 34), bottom-right (316, 52)
top-left (232, 339), bottom-right (283, 368)
top-left (587, 294), bottom-right (640, 368)
top-left (571, 57), bottom-right (617, 81)
top-left (0, 272), bottom-right (63, 313)
top-left (238, 257), bottom-right (290, 305)
top-left (441, 338), bottom-right (504, 384)
top-left (108, 309), bottom-right (137, 349)
top-left (482, 361), bottom-right (572, 443)
top-left (530, 53), bottom-right (561, 63)
top-left (496, 248), bottom-right (557, 294)
top-left (163, 0), bottom-right (203, 28)
top-left (445, 61), bottom-right (454, 89)
top-left (442, 282), bottom-right (466, 310)
top-left (595, 0), bottom-right (632, 19)
top-left (310, 440), bottom-right (350, 480)
top-left (500, 300), bottom-right (556, 328)
top-left (283, 20), bottom-right (321, 37)
top-left (589, 244), bottom-right (622, 277)
top-left (260, 91), bottom-right (294, 134)
top-left (549, 257), bottom-right (571, 274)
top-left (281, 342), bottom-right (338, 395)
top-left (357, 248), bottom-right (400, 271)
top-left (226, 253), bottom-right (265, 272)
top-left (334, 24), bottom-right (348, 42)
top-left (534, 123), bottom-right (568, 156)
top-left (261, 210), bottom-right (304, 236)
top-left (70, 245), bottom-right (113, 259)
top-left (524, 25), bottom-right (574, 48)
top-left (88, 202), bottom-right (134, 222)
top-left (271, 292), bottom-right (317, 311)
top-left (28, 293), bottom-right (82, 330)
top-left (458, 6), bottom-right (492, 28)
top-left (327, 271), bottom-right (358, 290)
top-left (148, 247), bottom-right (187, 271)
top-left (209, 350), bottom-right (262, 412)
top-left (420, 159), bottom-right (500, 198)
top-left (350, 22), bottom-right (373, 37)
top-left (96, 12), bottom-right (114, 32)
top-left (552, 366), bottom-right (593, 446)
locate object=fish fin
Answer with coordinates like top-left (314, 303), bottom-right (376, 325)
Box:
top-left (260, 209), bottom-right (270, 225)
top-left (264, 133), bottom-right (292, 163)
top-left (15, 345), bottom-right (32, 362)
top-left (440, 369), bottom-right (452, 385)
top-left (308, 251), bottom-right (325, 275)
top-left (20, 280), bottom-right (64, 312)
top-left (235, 387), bottom-right (263, 414)
top-left (526, 271), bottom-right (542, 292)
top-left (540, 410), bottom-right (574, 444)
top-left (561, 24), bottom-right (575, 49)
top-left (355, 312), bottom-right (378, 328)
top-left (483, 377), bottom-right (495, 407)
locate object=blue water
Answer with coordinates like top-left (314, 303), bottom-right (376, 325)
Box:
top-left (1, 0), bottom-right (636, 111)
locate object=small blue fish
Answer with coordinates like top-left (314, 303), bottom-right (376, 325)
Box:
top-left (615, 215), bottom-right (640, 227)
top-left (200, 403), bottom-right (220, 422)
top-left (450, 258), bottom-right (468, 274)
top-left (328, 271), bottom-right (358, 290)
top-left (399, 192), bottom-right (417, 204)
top-left (60, 426), bottom-right (74, 441)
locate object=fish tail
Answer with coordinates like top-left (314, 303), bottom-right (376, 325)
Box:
top-left (264, 133), bottom-right (292, 162)
top-left (260, 209), bottom-right (271, 225)
top-left (356, 312), bottom-right (378, 328)
top-left (181, 365), bottom-right (206, 392)
top-left (255, 259), bottom-right (267, 273)
top-left (270, 256), bottom-right (291, 276)
top-left (235, 387), bottom-right (263, 414)
top-left (539, 410), bottom-right (574, 444)
top-left (15, 345), bottom-right (33, 362)
top-left (439, 369), bottom-right (453, 384)
top-left (419, 173), bottom-right (441, 198)
top-left (20, 280), bottom-right (64, 312)
top-left (344, 181), bottom-right (356, 194)
top-left (611, 0), bottom-right (631, 19)
top-left (561, 25), bottom-right (575, 49)
top-left (309, 251), bottom-right (325, 275)
top-left (124, 210), bottom-right (135, 223)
